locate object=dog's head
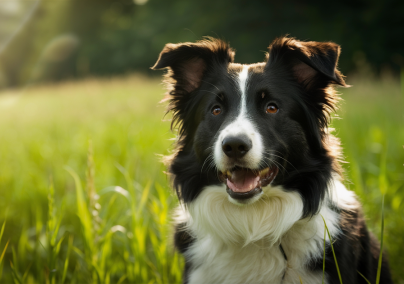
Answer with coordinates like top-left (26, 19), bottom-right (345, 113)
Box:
top-left (153, 37), bottom-right (345, 218)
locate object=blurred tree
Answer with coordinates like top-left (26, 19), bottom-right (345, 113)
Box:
top-left (0, 0), bottom-right (40, 88)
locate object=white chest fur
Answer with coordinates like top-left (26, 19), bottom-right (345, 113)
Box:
top-left (175, 179), bottom-right (357, 284)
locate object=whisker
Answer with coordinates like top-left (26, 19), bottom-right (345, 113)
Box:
top-left (199, 89), bottom-right (221, 96)
top-left (260, 155), bottom-right (282, 173)
top-left (206, 159), bottom-right (216, 172)
top-left (200, 80), bottom-right (220, 91)
top-left (201, 156), bottom-right (210, 173)
top-left (201, 146), bottom-right (216, 173)
top-left (263, 151), bottom-right (297, 171)
top-left (270, 159), bottom-right (289, 175)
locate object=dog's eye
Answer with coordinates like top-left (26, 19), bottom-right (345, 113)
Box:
top-left (266, 103), bottom-right (279, 114)
top-left (212, 105), bottom-right (222, 116)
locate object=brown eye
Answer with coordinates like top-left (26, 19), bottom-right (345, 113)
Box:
top-left (266, 103), bottom-right (279, 114)
top-left (212, 105), bottom-right (222, 116)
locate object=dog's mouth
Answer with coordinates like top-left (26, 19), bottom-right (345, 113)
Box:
top-left (219, 166), bottom-right (278, 201)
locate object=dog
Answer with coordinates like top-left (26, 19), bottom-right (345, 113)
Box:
top-left (152, 37), bottom-right (393, 284)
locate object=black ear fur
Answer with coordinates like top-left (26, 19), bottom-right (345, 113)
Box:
top-left (152, 38), bottom-right (235, 93)
top-left (266, 37), bottom-right (346, 139)
top-left (266, 37), bottom-right (346, 88)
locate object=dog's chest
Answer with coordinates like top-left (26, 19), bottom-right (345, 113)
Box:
top-left (186, 234), bottom-right (325, 284)
top-left (177, 184), bottom-right (344, 284)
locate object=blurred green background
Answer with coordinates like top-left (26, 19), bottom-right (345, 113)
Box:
top-left (1, 0), bottom-right (404, 88)
top-left (0, 1), bottom-right (403, 283)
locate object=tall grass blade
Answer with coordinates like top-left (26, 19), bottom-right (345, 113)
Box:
top-left (72, 246), bottom-right (85, 260)
top-left (0, 221), bottom-right (6, 280)
top-left (10, 261), bottom-right (23, 284)
top-left (357, 270), bottom-right (371, 284)
top-left (21, 262), bottom-right (32, 282)
top-left (376, 195), bottom-right (385, 284)
top-left (86, 140), bottom-right (96, 205)
top-left (55, 236), bottom-right (65, 256)
top-left (116, 275), bottom-right (127, 284)
top-left (378, 147), bottom-right (388, 195)
top-left (99, 186), bottom-right (131, 202)
top-left (136, 181), bottom-right (152, 216)
top-left (65, 166), bottom-right (94, 251)
top-left (0, 221), bottom-right (5, 244)
top-left (0, 240), bottom-right (9, 265)
top-left (65, 165), bottom-right (99, 283)
top-left (62, 235), bottom-right (73, 284)
top-left (47, 177), bottom-right (55, 241)
top-left (99, 231), bottom-right (113, 282)
top-left (115, 163), bottom-right (135, 197)
top-left (321, 215), bottom-right (343, 284)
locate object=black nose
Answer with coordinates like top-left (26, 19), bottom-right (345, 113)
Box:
top-left (222, 135), bottom-right (252, 159)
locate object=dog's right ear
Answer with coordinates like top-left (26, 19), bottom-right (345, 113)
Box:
top-left (152, 38), bottom-right (235, 93)
top-left (265, 37), bottom-right (346, 89)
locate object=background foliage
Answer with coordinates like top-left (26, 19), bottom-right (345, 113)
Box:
top-left (0, 0), bottom-right (403, 88)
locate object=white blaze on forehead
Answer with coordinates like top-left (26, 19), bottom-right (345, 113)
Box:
top-left (238, 65), bottom-right (249, 118)
top-left (213, 65), bottom-right (264, 171)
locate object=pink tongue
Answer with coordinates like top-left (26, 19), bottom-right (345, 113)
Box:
top-left (226, 170), bottom-right (260, 193)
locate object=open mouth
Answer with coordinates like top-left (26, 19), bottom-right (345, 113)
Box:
top-left (219, 166), bottom-right (278, 201)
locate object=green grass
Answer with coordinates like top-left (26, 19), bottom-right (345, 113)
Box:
top-left (0, 74), bottom-right (403, 283)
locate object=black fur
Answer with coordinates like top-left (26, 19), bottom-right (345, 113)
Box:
top-left (174, 223), bottom-right (194, 284)
top-left (309, 207), bottom-right (393, 283)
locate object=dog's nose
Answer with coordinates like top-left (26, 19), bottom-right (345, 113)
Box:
top-left (222, 135), bottom-right (252, 159)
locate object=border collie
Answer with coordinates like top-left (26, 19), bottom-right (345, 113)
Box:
top-left (152, 37), bottom-right (393, 284)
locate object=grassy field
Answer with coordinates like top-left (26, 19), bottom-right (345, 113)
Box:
top-left (0, 74), bottom-right (403, 283)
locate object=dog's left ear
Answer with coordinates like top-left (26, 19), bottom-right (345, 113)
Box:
top-left (265, 37), bottom-right (346, 89)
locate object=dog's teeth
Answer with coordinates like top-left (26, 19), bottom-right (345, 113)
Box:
top-left (226, 171), bottom-right (231, 177)
top-left (259, 168), bottom-right (269, 178)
